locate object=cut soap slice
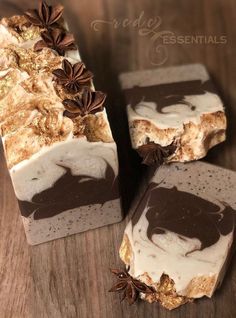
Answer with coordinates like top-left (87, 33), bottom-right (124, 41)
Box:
top-left (119, 64), bottom-right (226, 165)
top-left (120, 161), bottom-right (236, 309)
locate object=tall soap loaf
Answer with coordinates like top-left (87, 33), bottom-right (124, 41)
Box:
top-left (0, 1), bottom-right (122, 245)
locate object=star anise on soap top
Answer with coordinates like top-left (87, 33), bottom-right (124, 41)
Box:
top-left (52, 59), bottom-right (94, 94)
top-left (34, 28), bottom-right (76, 56)
top-left (24, 0), bottom-right (64, 29)
top-left (137, 142), bottom-right (177, 167)
top-left (109, 268), bottom-right (154, 305)
top-left (63, 89), bottom-right (106, 118)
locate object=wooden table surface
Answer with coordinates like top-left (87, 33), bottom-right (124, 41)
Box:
top-left (0, 0), bottom-right (236, 317)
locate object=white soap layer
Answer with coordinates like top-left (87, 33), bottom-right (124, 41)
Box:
top-left (127, 91), bottom-right (223, 130)
top-left (126, 207), bottom-right (232, 297)
top-left (10, 137), bottom-right (118, 202)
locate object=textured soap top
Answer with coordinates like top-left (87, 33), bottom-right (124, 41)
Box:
top-left (0, 7), bottom-right (114, 169)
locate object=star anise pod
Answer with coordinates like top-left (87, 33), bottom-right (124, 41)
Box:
top-left (24, 0), bottom-right (64, 29)
top-left (52, 59), bottom-right (94, 94)
top-left (34, 28), bottom-right (77, 56)
top-left (63, 89), bottom-right (106, 118)
top-left (137, 141), bottom-right (176, 167)
top-left (109, 268), bottom-right (154, 305)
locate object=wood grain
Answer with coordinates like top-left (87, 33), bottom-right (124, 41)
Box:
top-left (0, 0), bottom-right (236, 317)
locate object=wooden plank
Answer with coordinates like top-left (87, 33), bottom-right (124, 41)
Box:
top-left (0, 0), bottom-right (235, 317)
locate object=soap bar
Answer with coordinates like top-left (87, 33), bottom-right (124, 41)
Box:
top-left (119, 161), bottom-right (236, 310)
top-left (119, 64), bottom-right (226, 165)
top-left (0, 3), bottom-right (122, 245)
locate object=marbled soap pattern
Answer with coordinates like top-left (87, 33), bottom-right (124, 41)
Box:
top-left (120, 64), bottom-right (226, 163)
top-left (123, 161), bottom-right (236, 298)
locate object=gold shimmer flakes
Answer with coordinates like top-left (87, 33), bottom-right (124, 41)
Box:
top-left (4, 113), bottom-right (73, 169)
top-left (0, 45), bottom-right (63, 76)
top-left (119, 234), bottom-right (189, 310)
top-left (152, 274), bottom-right (189, 310)
top-left (30, 109), bottom-right (73, 138)
top-left (0, 11), bottom-right (113, 168)
top-left (9, 46), bottom-right (63, 75)
top-left (0, 70), bottom-right (22, 100)
top-left (0, 109), bottom-right (35, 136)
top-left (0, 95), bottom-right (65, 135)
top-left (82, 113), bottom-right (114, 143)
top-left (19, 26), bottom-right (41, 42)
top-left (1, 15), bottom-right (41, 42)
top-left (0, 48), bottom-right (19, 70)
top-left (139, 273), bottom-right (189, 310)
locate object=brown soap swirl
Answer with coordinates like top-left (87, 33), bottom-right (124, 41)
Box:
top-left (132, 184), bottom-right (235, 251)
top-left (124, 79), bottom-right (216, 113)
top-left (18, 161), bottom-right (119, 220)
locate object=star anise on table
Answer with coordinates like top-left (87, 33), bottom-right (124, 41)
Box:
top-left (137, 141), bottom-right (177, 167)
top-left (62, 88), bottom-right (106, 118)
top-left (34, 28), bottom-right (77, 56)
top-left (24, 0), bottom-right (64, 29)
top-left (52, 59), bottom-right (94, 94)
top-left (109, 268), bottom-right (154, 305)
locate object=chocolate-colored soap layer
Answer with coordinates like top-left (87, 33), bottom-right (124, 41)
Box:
top-left (124, 79), bottom-right (215, 113)
top-left (19, 162), bottom-right (119, 220)
top-left (133, 185), bottom-right (235, 252)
